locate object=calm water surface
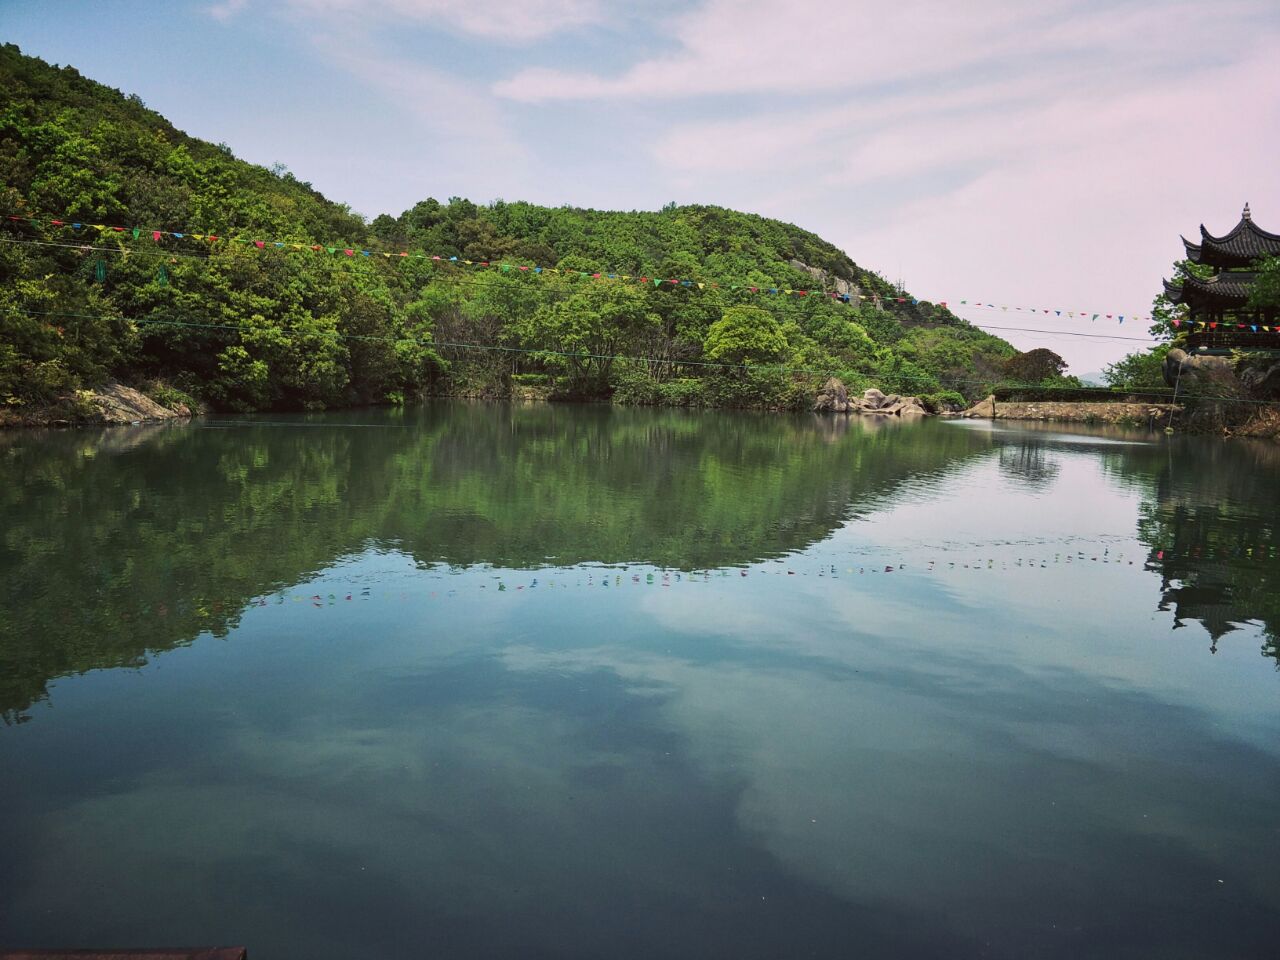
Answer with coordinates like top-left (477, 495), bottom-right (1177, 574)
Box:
top-left (2, 403), bottom-right (1278, 959)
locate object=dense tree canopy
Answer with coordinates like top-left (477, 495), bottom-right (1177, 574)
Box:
top-left (0, 43), bottom-right (1061, 416)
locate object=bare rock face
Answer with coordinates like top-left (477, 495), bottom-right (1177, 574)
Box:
top-left (814, 377), bottom-right (852, 413)
top-left (861, 388), bottom-right (928, 416)
top-left (0, 382), bottom-right (193, 429)
top-left (962, 395), bottom-right (998, 418)
top-left (1162, 348), bottom-right (1235, 388)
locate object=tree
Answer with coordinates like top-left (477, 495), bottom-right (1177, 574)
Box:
top-left (704, 306), bottom-right (787, 370)
top-left (515, 280), bottom-right (657, 391)
top-left (1248, 255), bottom-right (1280, 312)
top-left (1102, 344), bottom-right (1171, 391)
top-left (1003, 348), bottom-right (1068, 383)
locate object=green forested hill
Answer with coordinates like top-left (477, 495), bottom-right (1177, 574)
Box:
top-left (0, 43), bottom-right (1029, 416)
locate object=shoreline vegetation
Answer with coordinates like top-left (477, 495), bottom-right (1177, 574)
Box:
top-left (0, 377), bottom-right (1194, 437)
top-left (3, 44), bottom-right (1278, 438)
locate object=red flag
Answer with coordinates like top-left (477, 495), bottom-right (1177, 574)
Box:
top-left (344, 249), bottom-right (354, 256)
top-left (153, 231), bottom-right (161, 241)
top-left (254, 240), bottom-right (265, 248)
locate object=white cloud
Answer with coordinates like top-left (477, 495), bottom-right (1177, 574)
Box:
top-left (206, 0), bottom-right (250, 20)
top-left (494, 0), bottom-right (1275, 102)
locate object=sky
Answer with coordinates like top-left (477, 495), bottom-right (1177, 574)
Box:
top-left (3, 0), bottom-right (1279, 375)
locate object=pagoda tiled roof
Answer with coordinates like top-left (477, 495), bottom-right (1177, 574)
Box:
top-left (1164, 271), bottom-right (1257, 307)
top-left (1184, 204), bottom-right (1280, 267)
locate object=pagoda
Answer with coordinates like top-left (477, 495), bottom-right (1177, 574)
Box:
top-left (1165, 204), bottom-right (1280, 352)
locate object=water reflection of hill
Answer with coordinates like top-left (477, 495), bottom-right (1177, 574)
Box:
top-left (0, 405), bottom-right (994, 721)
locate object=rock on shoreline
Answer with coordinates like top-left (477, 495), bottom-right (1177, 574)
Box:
top-left (0, 382), bottom-right (193, 429)
top-left (814, 379), bottom-right (927, 416)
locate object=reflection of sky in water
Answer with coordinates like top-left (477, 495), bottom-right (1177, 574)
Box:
top-left (3, 414), bottom-right (1280, 959)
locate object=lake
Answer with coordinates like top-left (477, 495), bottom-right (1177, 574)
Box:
top-left (2, 403), bottom-right (1278, 959)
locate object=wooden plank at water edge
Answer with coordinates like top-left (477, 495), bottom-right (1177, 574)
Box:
top-left (1, 951), bottom-right (246, 960)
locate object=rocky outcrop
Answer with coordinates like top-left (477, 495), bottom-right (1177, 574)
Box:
top-left (1162, 348), bottom-right (1235, 388)
top-left (814, 377), bottom-right (852, 413)
top-left (788, 259), bottom-right (878, 308)
top-left (813, 380), bottom-right (928, 416)
top-left (862, 388), bottom-right (926, 416)
top-left (0, 382), bottom-right (193, 429)
top-left (91, 383), bottom-right (191, 424)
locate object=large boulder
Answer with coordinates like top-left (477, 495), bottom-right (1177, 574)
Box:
top-left (814, 377), bottom-right (852, 413)
top-left (962, 395), bottom-right (997, 418)
top-left (1162, 348), bottom-right (1235, 388)
top-left (878, 396), bottom-right (928, 416)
